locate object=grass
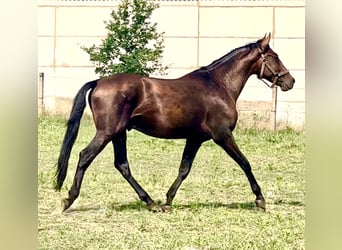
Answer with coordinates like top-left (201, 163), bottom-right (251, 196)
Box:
top-left (38, 115), bottom-right (305, 249)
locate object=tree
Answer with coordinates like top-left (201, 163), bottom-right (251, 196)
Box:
top-left (82, 0), bottom-right (168, 77)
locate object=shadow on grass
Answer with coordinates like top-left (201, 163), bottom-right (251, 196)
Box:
top-left (63, 199), bottom-right (304, 213)
top-left (273, 199), bottom-right (305, 207)
top-left (110, 199), bottom-right (304, 212)
top-left (110, 201), bottom-right (257, 212)
top-left (63, 204), bottom-right (102, 214)
top-left (111, 201), bottom-right (146, 212)
top-left (175, 202), bottom-right (256, 210)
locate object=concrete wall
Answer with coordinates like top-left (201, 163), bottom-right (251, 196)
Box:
top-left (38, 0), bottom-right (305, 129)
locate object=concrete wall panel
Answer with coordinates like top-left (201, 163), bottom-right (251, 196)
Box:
top-left (199, 7), bottom-right (273, 37)
top-left (56, 7), bottom-right (112, 36)
top-left (275, 7), bottom-right (305, 37)
top-left (153, 6), bottom-right (198, 37)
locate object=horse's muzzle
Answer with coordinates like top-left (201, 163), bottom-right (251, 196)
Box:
top-left (279, 75), bottom-right (295, 91)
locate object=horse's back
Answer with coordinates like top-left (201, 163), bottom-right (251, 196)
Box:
top-left (89, 72), bottom-right (230, 139)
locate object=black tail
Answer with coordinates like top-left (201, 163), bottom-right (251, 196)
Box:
top-left (54, 80), bottom-right (98, 191)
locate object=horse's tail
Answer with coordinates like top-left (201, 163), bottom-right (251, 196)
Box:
top-left (54, 80), bottom-right (98, 191)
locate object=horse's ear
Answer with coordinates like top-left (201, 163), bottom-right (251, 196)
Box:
top-left (259, 33), bottom-right (271, 51)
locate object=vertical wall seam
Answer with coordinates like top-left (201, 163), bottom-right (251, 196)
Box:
top-left (53, 7), bottom-right (57, 71)
top-left (272, 6), bottom-right (278, 130)
top-left (197, 1), bottom-right (200, 68)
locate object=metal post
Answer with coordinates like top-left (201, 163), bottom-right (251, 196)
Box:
top-left (39, 72), bottom-right (44, 112)
top-left (272, 86), bottom-right (278, 131)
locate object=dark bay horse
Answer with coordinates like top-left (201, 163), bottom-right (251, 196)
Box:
top-left (55, 34), bottom-right (295, 212)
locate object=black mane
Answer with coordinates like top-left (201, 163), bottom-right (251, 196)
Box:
top-left (194, 41), bottom-right (260, 73)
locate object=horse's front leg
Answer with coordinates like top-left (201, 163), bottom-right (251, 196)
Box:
top-left (214, 130), bottom-right (266, 210)
top-left (164, 138), bottom-right (202, 211)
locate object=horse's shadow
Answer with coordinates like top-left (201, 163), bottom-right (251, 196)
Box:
top-left (62, 204), bottom-right (102, 214)
top-left (63, 200), bottom-right (304, 213)
top-left (110, 200), bottom-right (304, 212)
top-left (111, 201), bottom-right (256, 212)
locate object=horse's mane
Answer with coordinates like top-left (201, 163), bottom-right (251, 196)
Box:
top-left (192, 41), bottom-right (260, 74)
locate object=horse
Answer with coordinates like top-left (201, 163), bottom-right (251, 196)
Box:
top-left (55, 33), bottom-right (295, 212)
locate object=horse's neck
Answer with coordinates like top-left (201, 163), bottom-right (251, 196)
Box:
top-left (216, 54), bottom-right (258, 101)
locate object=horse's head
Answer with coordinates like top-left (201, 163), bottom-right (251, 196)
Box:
top-left (255, 33), bottom-right (295, 91)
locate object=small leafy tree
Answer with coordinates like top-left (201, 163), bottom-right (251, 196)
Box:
top-left (82, 0), bottom-right (168, 77)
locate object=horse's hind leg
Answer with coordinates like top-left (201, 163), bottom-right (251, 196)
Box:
top-left (214, 130), bottom-right (265, 210)
top-left (62, 132), bottom-right (110, 211)
top-left (112, 131), bottom-right (156, 210)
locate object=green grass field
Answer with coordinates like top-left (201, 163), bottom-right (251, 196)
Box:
top-left (38, 115), bottom-right (305, 249)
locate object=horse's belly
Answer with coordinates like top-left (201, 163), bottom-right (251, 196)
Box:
top-left (129, 113), bottom-right (204, 139)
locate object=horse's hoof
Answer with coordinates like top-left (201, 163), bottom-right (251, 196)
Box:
top-left (61, 198), bottom-right (71, 212)
top-left (255, 198), bottom-right (266, 211)
top-left (148, 203), bottom-right (160, 212)
top-left (149, 204), bottom-right (172, 213)
top-left (161, 204), bottom-right (172, 213)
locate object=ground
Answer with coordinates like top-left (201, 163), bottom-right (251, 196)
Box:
top-left (38, 115), bottom-right (305, 249)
